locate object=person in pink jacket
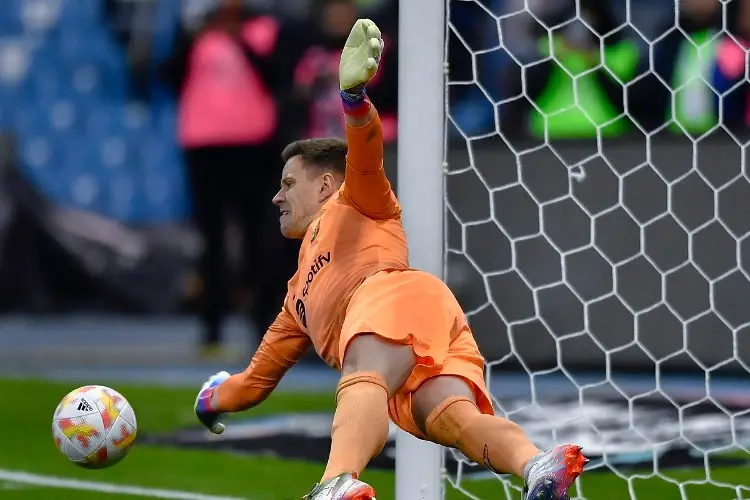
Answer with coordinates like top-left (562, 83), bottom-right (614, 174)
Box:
top-left (162, 0), bottom-right (299, 352)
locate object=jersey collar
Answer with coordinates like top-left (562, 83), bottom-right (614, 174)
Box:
top-left (304, 187), bottom-right (342, 240)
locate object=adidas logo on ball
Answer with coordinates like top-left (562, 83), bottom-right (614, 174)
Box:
top-left (77, 399), bottom-right (93, 412)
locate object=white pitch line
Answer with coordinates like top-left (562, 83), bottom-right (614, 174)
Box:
top-left (0, 469), bottom-right (250, 500)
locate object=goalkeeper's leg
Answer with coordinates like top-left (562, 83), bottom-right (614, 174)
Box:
top-left (412, 376), bottom-right (587, 500)
top-left (305, 333), bottom-right (416, 500)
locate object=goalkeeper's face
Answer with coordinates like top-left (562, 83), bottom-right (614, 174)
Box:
top-left (273, 156), bottom-right (340, 239)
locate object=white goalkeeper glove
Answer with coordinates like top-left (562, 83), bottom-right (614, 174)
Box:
top-left (194, 371), bottom-right (230, 434)
top-left (339, 18), bottom-right (383, 100)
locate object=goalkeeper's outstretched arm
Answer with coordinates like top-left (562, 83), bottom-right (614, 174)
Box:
top-left (339, 19), bottom-right (398, 220)
top-left (212, 306), bottom-right (311, 412)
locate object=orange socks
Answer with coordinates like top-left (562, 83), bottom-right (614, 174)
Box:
top-left (425, 396), bottom-right (540, 478)
top-left (321, 372), bottom-right (390, 483)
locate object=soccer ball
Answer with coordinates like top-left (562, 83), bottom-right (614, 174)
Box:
top-left (52, 385), bottom-right (138, 469)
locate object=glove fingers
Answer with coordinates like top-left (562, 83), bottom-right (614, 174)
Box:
top-left (365, 58), bottom-right (378, 76)
top-left (365, 22), bottom-right (381, 41)
top-left (367, 37), bottom-right (382, 60)
top-left (341, 18), bottom-right (382, 89)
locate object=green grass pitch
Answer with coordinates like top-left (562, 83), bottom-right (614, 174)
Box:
top-left (1, 378), bottom-right (748, 499)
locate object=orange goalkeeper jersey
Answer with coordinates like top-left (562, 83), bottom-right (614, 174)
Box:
top-left (242, 110), bottom-right (409, 396)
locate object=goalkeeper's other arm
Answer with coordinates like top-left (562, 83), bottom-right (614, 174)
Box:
top-left (214, 310), bottom-right (311, 412)
top-left (339, 18), bottom-right (384, 127)
top-left (194, 307), bottom-right (310, 434)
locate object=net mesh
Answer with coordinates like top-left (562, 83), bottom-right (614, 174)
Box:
top-left (442, 1), bottom-right (750, 498)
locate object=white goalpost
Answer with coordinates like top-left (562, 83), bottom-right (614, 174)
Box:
top-left (395, 0), bottom-right (446, 497)
top-left (396, 0), bottom-right (750, 499)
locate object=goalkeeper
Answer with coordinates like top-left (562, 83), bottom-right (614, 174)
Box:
top-left (194, 19), bottom-right (587, 500)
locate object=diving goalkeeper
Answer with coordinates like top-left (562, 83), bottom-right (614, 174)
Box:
top-left (194, 19), bottom-right (587, 500)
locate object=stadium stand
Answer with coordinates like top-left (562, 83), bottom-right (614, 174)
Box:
top-left (0, 0), bottom-right (190, 225)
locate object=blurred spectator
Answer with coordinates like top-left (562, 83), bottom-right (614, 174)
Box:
top-left (644, 0), bottom-right (723, 135)
top-left (499, 0), bottom-right (640, 139)
top-left (711, 0), bottom-right (750, 133)
top-left (292, 0), bottom-right (398, 142)
top-left (160, 0), bottom-right (297, 351)
top-left (105, 0), bottom-right (159, 102)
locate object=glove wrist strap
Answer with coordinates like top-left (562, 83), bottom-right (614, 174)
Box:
top-left (341, 87), bottom-right (371, 118)
top-left (198, 386), bottom-right (219, 412)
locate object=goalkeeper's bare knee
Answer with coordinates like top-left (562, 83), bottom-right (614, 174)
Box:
top-left (341, 333), bottom-right (417, 396)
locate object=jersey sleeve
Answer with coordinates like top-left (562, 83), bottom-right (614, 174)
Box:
top-left (238, 303), bottom-right (311, 404)
top-left (340, 109), bottom-right (400, 219)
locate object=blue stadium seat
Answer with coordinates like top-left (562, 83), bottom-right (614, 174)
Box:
top-left (68, 172), bottom-right (107, 212)
top-left (26, 163), bottom-right (69, 202)
top-left (15, 97), bottom-right (85, 139)
top-left (0, 4), bottom-right (24, 36)
top-left (24, 71), bottom-right (97, 120)
top-left (97, 135), bottom-right (132, 170)
top-left (56, 0), bottom-right (104, 31)
top-left (0, 84), bottom-right (22, 125)
top-left (69, 63), bottom-right (102, 96)
top-left (140, 142), bottom-right (190, 223)
top-left (37, 61), bottom-right (115, 101)
top-left (153, 102), bottom-right (178, 140)
top-left (86, 104), bottom-right (126, 135)
top-left (103, 169), bottom-right (144, 223)
top-left (58, 144), bottom-right (109, 211)
top-left (16, 0), bottom-right (63, 35)
top-left (85, 102), bottom-right (150, 138)
top-left (18, 134), bottom-right (57, 173)
top-left (54, 23), bottom-right (120, 61)
top-left (25, 64), bottom-right (66, 99)
top-left (6, 0), bottom-right (189, 224)
top-left (0, 38), bottom-right (34, 103)
top-left (26, 57), bottom-right (103, 101)
top-left (20, 130), bottom-right (87, 203)
top-left (14, 104), bottom-right (54, 136)
top-left (36, 28), bottom-right (129, 99)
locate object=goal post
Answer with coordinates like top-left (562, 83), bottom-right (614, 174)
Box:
top-left (394, 0), bottom-right (446, 497)
top-left (395, 0), bottom-right (750, 499)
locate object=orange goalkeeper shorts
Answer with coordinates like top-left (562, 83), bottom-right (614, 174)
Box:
top-left (339, 269), bottom-right (494, 439)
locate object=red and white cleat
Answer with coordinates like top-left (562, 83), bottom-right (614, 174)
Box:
top-left (522, 444), bottom-right (589, 500)
top-left (303, 473), bottom-right (376, 500)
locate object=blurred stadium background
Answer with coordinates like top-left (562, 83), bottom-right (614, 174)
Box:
top-left (1, 0), bottom-right (750, 498)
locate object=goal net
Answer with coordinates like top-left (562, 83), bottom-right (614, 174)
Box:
top-left (438, 0), bottom-right (750, 499)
